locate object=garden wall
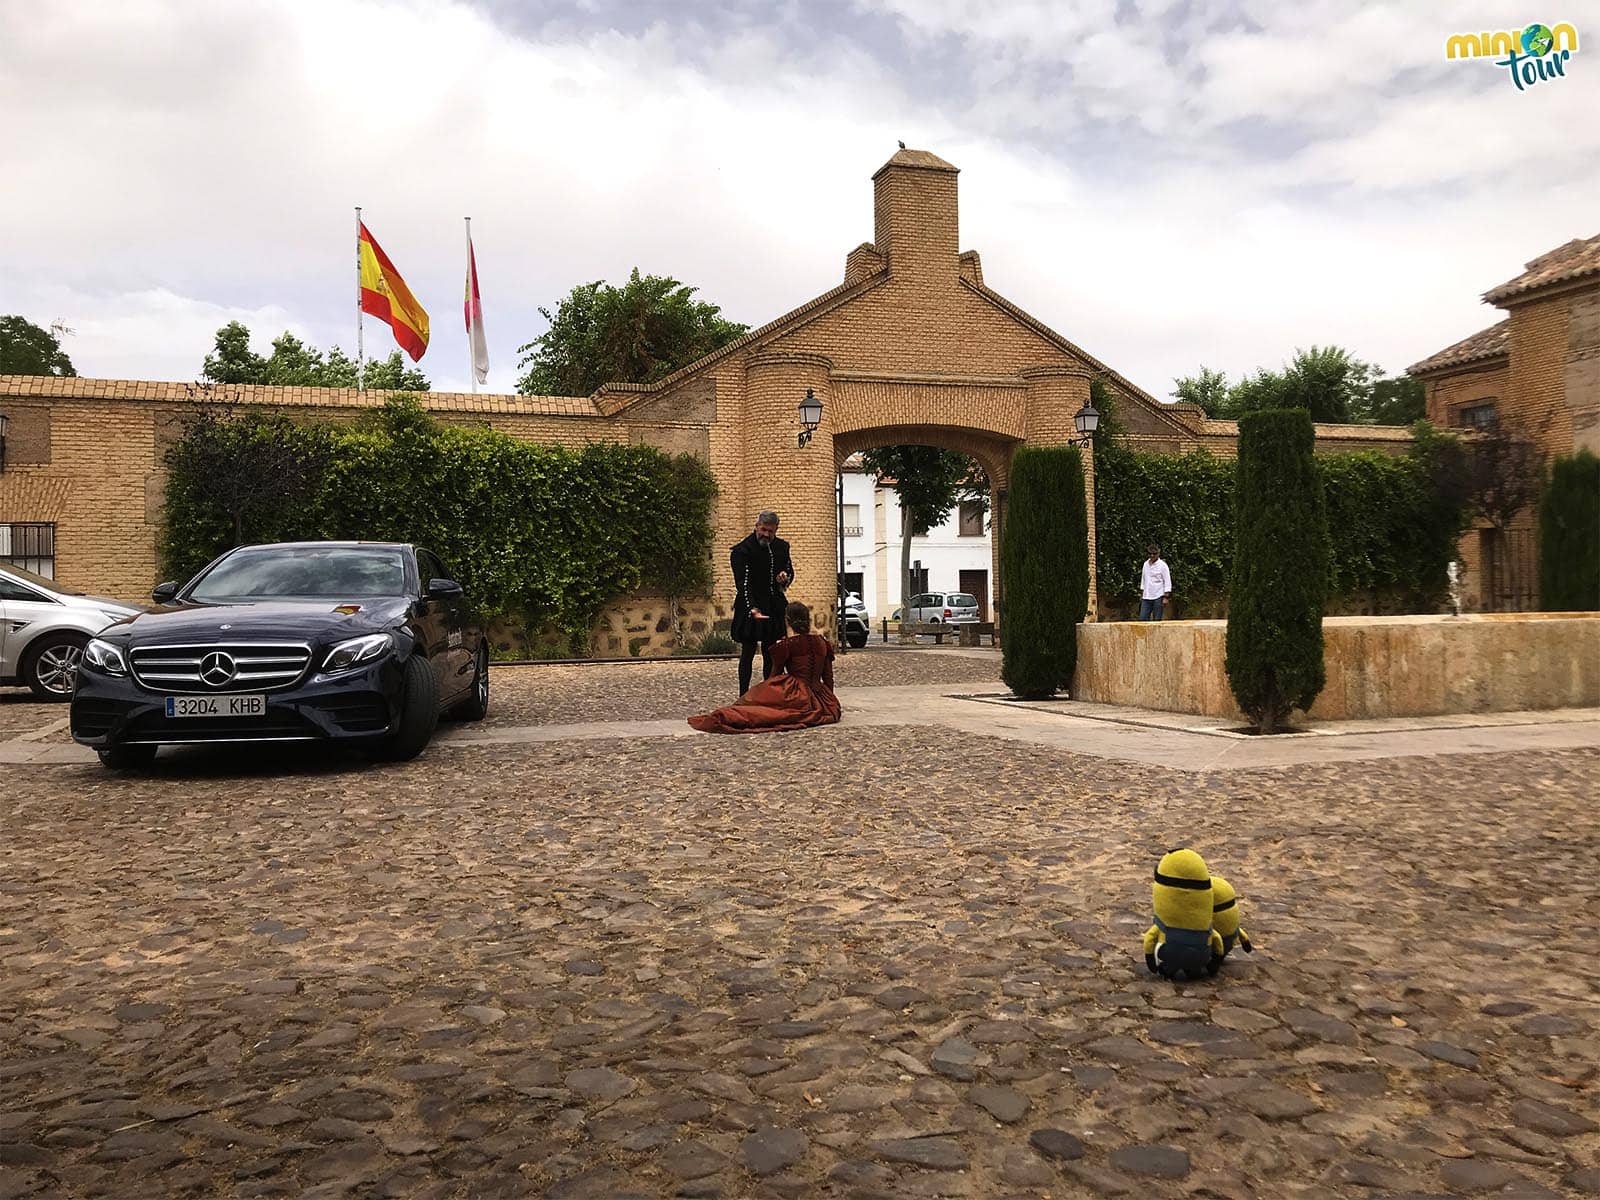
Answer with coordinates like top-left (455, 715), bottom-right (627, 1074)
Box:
top-left (1074, 613), bottom-right (1600, 721)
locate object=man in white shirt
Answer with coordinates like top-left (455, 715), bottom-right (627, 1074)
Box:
top-left (1139, 544), bottom-right (1172, 621)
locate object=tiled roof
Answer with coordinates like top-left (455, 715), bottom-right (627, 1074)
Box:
top-left (0, 375), bottom-right (601, 417)
top-left (874, 147), bottom-right (958, 175)
top-left (1406, 320), bottom-right (1511, 376)
top-left (1484, 232), bottom-right (1600, 304)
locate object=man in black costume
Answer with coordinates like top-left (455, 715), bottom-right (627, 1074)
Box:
top-left (730, 510), bottom-right (794, 695)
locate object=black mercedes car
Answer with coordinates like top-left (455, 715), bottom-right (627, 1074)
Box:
top-left (71, 541), bottom-right (488, 769)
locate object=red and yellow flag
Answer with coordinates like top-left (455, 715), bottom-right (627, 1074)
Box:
top-left (358, 222), bottom-right (429, 361)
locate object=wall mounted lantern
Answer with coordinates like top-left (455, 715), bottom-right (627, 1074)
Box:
top-left (797, 389), bottom-right (823, 448)
top-left (1072, 400), bottom-right (1100, 447)
top-left (0, 411), bottom-right (9, 472)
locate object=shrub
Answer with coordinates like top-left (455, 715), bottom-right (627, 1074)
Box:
top-left (1225, 409), bottom-right (1330, 732)
top-left (697, 632), bottom-right (738, 655)
top-left (162, 396), bottom-right (718, 647)
top-left (1001, 445), bottom-right (1089, 699)
top-left (1539, 449), bottom-right (1600, 611)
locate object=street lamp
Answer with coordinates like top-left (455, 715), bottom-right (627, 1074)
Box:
top-left (1072, 399), bottom-right (1100, 447)
top-left (797, 389), bottom-right (823, 448)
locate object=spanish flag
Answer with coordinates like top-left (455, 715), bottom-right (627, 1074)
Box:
top-left (358, 222), bottom-right (430, 361)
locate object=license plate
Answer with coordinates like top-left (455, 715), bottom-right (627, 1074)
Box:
top-left (165, 694), bottom-right (267, 718)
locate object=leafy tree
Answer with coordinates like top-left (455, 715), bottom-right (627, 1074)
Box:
top-left (1228, 346), bottom-right (1375, 423)
top-left (201, 321), bottom-right (265, 384)
top-left (0, 315), bottom-right (76, 376)
top-left (201, 322), bottom-right (429, 389)
top-left (1000, 445), bottom-right (1089, 699)
top-left (1172, 366), bottom-right (1230, 417)
top-left (1174, 349), bottom-right (1420, 424)
top-left (161, 387), bottom-right (333, 551)
top-left (1356, 374), bottom-right (1426, 426)
top-left (517, 269), bottom-right (748, 395)
top-left (1225, 409), bottom-right (1330, 732)
top-left (859, 445), bottom-right (987, 627)
top-left (1538, 450), bottom-right (1599, 611)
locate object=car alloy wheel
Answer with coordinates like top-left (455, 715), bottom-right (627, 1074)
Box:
top-left (31, 638), bottom-right (86, 698)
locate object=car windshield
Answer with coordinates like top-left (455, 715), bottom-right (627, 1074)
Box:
top-left (1, 563), bottom-right (77, 595)
top-left (951, 593), bottom-right (977, 607)
top-left (187, 547), bottom-right (409, 603)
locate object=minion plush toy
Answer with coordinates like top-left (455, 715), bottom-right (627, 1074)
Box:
top-left (1143, 848), bottom-right (1224, 980)
top-left (1210, 875), bottom-right (1254, 958)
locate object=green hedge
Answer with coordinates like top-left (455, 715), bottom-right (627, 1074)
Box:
top-left (161, 397), bottom-right (717, 647)
top-left (1539, 450), bottom-right (1600, 611)
top-left (1001, 445), bottom-right (1088, 699)
top-left (1094, 429), bottom-right (1467, 617)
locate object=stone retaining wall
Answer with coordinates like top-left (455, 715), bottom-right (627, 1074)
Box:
top-left (1074, 613), bottom-right (1600, 721)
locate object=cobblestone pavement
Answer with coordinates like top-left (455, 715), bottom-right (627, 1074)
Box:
top-left (484, 652), bottom-right (1004, 728)
top-left (3, 721), bottom-right (1598, 1199)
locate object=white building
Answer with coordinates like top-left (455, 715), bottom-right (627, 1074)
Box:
top-left (836, 460), bottom-right (994, 626)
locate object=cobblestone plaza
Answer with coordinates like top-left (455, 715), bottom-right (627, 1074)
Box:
top-left (3, 652), bottom-right (1598, 1198)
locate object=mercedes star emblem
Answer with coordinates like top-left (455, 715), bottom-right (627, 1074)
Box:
top-left (199, 651), bottom-right (238, 687)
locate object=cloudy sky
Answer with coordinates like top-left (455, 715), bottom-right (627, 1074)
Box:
top-left (2, 1), bottom-right (1595, 398)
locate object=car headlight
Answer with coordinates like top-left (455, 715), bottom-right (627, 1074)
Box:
top-left (84, 638), bottom-right (129, 676)
top-left (321, 632), bottom-right (393, 674)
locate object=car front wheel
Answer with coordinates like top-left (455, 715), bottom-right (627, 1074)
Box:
top-left (847, 630), bottom-right (868, 648)
top-left (372, 654), bottom-right (440, 762)
top-left (24, 632), bottom-right (88, 701)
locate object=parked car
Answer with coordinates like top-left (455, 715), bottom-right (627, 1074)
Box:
top-left (71, 541), bottom-right (488, 769)
top-left (904, 591), bottom-right (981, 625)
top-left (0, 564), bottom-right (141, 700)
top-left (839, 591), bottom-right (870, 648)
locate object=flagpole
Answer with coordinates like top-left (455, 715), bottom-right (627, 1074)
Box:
top-left (355, 206), bottom-right (365, 394)
top-left (465, 216), bottom-right (476, 395)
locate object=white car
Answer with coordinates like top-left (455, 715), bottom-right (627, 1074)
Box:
top-left (905, 591), bottom-right (981, 625)
top-left (0, 564), bottom-right (141, 700)
top-left (839, 591), bottom-right (870, 648)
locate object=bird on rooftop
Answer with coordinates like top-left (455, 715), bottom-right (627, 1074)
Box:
top-left (898, 140), bottom-right (906, 149)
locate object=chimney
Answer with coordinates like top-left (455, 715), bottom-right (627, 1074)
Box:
top-left (872, 148), bottom-right (959, 285)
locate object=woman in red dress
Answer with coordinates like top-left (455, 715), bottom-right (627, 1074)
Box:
top-left (689, 601), bottom-right (841, 733)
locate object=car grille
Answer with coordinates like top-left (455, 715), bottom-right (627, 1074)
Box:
top-left (128, 643), bottom-right (312, 693)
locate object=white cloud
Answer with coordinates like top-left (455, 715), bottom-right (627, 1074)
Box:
top-left (1, 0), bottom-right (1595, 401)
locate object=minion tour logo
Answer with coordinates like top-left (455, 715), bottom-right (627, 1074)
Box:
top-left (1446, 22), bottom-right (1580, 91)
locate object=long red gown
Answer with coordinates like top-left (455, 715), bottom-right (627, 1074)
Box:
top-left (689, 633), bottom-right (842, 733)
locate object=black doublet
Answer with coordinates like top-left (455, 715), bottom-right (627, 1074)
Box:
top-left (730, 532), bottom-right (793, 645)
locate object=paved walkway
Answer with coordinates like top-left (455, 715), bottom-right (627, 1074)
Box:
top-left (9, 686), bottom-right (1597, 773)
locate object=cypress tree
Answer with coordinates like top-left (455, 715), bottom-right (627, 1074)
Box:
top-left (1538, 449), bottom-right (1600, 611)
top-left (1001, 444), bottom-right (1090, 699)
top-left (1225, 409), bottom-right (1330, 731)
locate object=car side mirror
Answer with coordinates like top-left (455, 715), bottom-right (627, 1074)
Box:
top-left (427, 578), bottom-right (464, 601)
top-left (152, 581), bottom-right (180, 605)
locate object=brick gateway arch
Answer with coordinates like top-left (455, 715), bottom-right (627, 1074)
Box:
top-left (611, 146), bottom-right (1145, 640)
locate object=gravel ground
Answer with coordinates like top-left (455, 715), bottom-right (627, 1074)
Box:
top-left (2, 727), bottom-right (1597, 1199)
top-left (483, 650), bottom-right (1004, 727)
top-left (0, 696), bottom-right (62, 734)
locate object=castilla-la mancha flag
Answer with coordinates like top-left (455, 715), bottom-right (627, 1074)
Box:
top-left (464, 228), bottom-right (489, 385)
top-left (358, 222), bottom-right (430, 361)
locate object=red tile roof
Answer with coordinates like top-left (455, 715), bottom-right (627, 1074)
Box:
top-left (1407, 319), bottom-right (1510, 377)
top-left (1484, 233), bottom-right (1600, 305)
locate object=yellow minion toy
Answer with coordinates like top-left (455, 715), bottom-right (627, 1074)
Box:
top-left (1210, 874), bottom-right (1254, 958)
top-left (1142, 848), bottom-right (1224, 980)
